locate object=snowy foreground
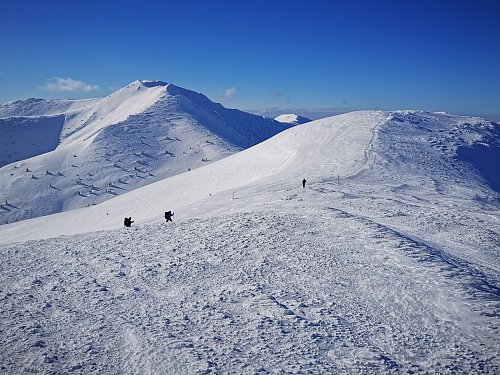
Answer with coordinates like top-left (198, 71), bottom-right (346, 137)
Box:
top-left (1, 111), bottom-right (499, 373)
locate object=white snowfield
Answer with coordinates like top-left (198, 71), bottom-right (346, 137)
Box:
top-left (0, 111), bottom-right (385, 242)
top-left (1, 110), bottom-right (499, 374)
top-left (0, 80), bottom-right (287, 223)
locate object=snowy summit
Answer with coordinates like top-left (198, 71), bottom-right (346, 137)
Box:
top-left (0, 88), bottom-right (499, 373)
top-left (0, 80), bottom-right (288, 224)
top-left (274, 113), bottom-right (311, 125)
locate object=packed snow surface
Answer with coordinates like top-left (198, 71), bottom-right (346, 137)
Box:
top-left (1, 110), bottom-right (499, 373)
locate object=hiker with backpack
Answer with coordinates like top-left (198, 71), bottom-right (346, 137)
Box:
top-left (165, 211), bottom-right (174, 222)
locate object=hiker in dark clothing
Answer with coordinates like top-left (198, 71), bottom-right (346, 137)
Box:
top-left (302, 178), bottom-right (307, 188)
top-left (165, 211), bottom-right (174, 222)
top-left (124, 217), bottom-right (134, 227)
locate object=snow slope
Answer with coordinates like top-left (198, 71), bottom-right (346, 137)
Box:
top-left (0, 110), bottom-right (499, 373)
top-left (0, 97), bottom-right (98, 118)
top-left (275, 113), bottom-right (311, 125)
top-left (0, 80), bottom-right (288, 223)
top-left (0, 111), bottom-right (386, 241)
top-left (0, 115), bottom-right (65, 166)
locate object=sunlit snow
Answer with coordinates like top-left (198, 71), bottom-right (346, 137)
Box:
top-left (0, 88), bottom-right (499, 373)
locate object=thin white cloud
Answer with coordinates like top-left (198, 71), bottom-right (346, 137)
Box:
top-left (224, 87), bottom-right (236, 99)
top-left (42, 77), bottom-right (99, 93)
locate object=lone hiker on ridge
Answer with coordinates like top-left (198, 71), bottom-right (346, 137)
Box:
top-left (302, 178), bottom-right (307, 188)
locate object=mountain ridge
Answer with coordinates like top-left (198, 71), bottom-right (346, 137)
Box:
top-left (1, 109), bottom-right (498, 244)
top-left (0, 80), bottom-right (289, 223)
top-left (1, 109), bottom-right (499, 374)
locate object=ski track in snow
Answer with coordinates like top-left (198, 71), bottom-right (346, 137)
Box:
top-left (0, 110), bottom-right (499, 373)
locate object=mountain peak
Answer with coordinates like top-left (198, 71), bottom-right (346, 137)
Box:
top-left (0, 80), bottom-right (290, 223)
top-left (139, 80), bottom-right (169, 88)
top-left (275, 113), bottom-right (311, 125)
top-left (129, 79), bottom-right (169, 88)
top-left (121, 79), bottom-right (169, 95)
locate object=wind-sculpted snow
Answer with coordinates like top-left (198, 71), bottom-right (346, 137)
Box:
top-left (1, 209), bottom-right (498, 373)
top-left (162, 84), bottom-right (286, 148)
top-left (348, 111), bottom-right (500, 203)
top-left (0, 110), bottom-right (499, 373)
top-left (456, 124), bottom-right (500, 193)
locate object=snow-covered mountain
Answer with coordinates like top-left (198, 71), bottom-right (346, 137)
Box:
top-left (274, 113), bottom-right (311, 125)
top-left (0, 80), bottom-right (289, 224)
top-left (2, 110), bottom-right (498, 242)
top-left (0, 110), bottom-right (499, 373)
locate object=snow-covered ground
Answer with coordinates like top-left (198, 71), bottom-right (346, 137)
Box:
top-left (0, 80), bottom-right (287, 224)
top-left (1, 110), bottom-right (499, 373)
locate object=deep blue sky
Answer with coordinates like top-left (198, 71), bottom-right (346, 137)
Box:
top-left (1, 0), bottom-right (499, 120)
